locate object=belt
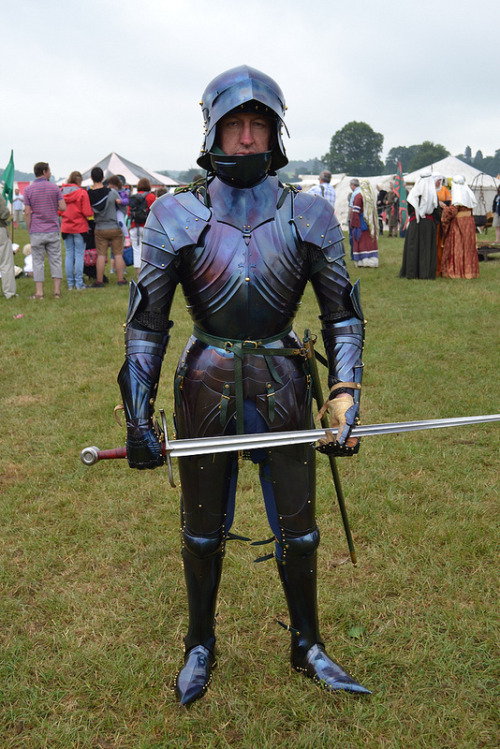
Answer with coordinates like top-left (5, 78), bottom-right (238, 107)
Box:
top-left (193, 325), bottom-right (306, 433)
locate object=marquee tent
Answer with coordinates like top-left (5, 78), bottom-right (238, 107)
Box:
top-left (80, 152), bottom-right (179, 189)
top-left (302, 174), bottom-right (393, 230)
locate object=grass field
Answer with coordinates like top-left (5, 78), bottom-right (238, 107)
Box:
top-left (1, 228), bottom-right (499, 748)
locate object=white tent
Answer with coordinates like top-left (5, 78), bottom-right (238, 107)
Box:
top-left (302, 174), bottom-right (392, 230)
top-left (80, 152), bottom-right (179, 189)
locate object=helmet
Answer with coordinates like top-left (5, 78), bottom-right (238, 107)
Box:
top-left (197, 65), bottom-right (289, 178)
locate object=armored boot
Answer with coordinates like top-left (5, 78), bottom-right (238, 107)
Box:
top-left (175, 531), bottom-right (224, 706)
top-left (276, 529), bottom-right (371, 695)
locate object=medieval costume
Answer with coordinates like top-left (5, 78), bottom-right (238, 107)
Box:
top-left (350, 181), bottom-right (379, 267)
top-left (434, 175), bottom-right (452, 276)
top-left (118, 66), bottom-right (370, 705)
top-left (384, 188), bottom-right (399, 237)
top-left (441, 175), bottom-right (479, 279)
top-left (399, 172), bottom-right (439, 279)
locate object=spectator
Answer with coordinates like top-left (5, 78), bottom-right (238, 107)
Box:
top-left (347, 178), bottom-right (360, 259)
top-left (384, 182), bottom-right (399, 237)
top-left (441, 175), bottom-right (479, 279)
top-left (309, 170), bottom-right (336, 210)
top-left (399, 171), bottom-right (439, 279)
top-left (60, 171), bottom-right (93, 290)
top-left (0, 192), bottom-right (17, 299)
top-left (492, 185), bottom-right (500, 244)
top-left (434, 175), bottom-right (452, 275)
top-left (23, 162), bottom-right (66, 299)
top-left (88, 168), bottom-right (126, 288)
top-left (376, 184), bottom-right (387, 235)
top-left (128, 178), bottom-right (156, 269)
top-left (350, 180), bottom-right (379, 267)
top-left (23, 244), bottom-right (33, 277)
top-left (12, 188), bottom-right (24, 227)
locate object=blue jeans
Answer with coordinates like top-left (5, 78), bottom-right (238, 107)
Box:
top-left (64, 233), bottom-right (86, 289)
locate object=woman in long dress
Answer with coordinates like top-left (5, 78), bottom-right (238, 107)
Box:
top-left (441, 175), bottom-right (479, 279)
top-left (399, 171), bottom-right (439, 279)
top-left (350, 180), bottom-right (379, 267)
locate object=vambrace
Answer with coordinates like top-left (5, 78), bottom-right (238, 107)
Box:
top-left (321, 282), bottom-right (365, 437)
top-left (117, 325), bottom-right (171, 469)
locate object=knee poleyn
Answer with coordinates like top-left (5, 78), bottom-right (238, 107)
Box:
top-left (182, 529), bottom-right (225, 559)
top-left (278, 526), bottom-right (320, 561)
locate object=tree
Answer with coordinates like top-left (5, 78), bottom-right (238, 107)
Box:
top-left (322, 121), bottom-right (383, 176)
top-left (407, 141), bottom-right (449, 172)
top-left (178, 167), bottom-right (205, 184)
top-left (473, 150), bottom-right (484, 169)
top-left (481, 150), bottom-right (500, 178)
top-left (384, 145), bottom-right (420, 174)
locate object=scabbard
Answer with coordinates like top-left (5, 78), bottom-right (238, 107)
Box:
top-left (303, 329), bottom-right (357, 565)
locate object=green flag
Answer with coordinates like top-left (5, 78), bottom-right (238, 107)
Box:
top-left (2, 150), bottom-right (15, 204)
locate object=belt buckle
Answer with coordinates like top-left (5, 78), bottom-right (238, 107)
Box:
top-left (243, 340), bottom-right (259, 349)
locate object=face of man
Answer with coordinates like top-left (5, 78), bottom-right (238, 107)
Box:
top-left (218, 112), bottom-right (272, 156)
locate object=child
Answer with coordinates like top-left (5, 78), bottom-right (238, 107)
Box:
top-left (23, 244), bottom-right (33, 277)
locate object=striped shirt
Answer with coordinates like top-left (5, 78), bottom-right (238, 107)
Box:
top-left (24, 177), bottom-right (63, 233)
top-left (309, 182), bottom-right (336, 210)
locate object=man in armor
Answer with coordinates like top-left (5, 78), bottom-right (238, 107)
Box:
top-left (118, 65), bottom-right (369, 705)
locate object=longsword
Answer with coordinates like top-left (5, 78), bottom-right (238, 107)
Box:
top-left (81, 413), bottom-right (500, 464)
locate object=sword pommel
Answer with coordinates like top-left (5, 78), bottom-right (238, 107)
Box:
top-left (80, 446), bottom-right (100, 466)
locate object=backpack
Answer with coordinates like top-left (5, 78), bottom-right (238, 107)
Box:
top-left (129, 192), bottom-right (150, 224)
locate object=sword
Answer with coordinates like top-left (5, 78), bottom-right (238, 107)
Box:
top-left (81, 413), bottom-right (500, 464)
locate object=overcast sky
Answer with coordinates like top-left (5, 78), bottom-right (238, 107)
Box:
top-left (3, 0), bottom-right (498, 179)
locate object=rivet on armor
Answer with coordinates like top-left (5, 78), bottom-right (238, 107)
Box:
top-left (199, 101), bottom-right (203, 105)
top-left (161, 263), bottom-right (165, 267)
top-left (185, 226), bottom-right (188, 229)
top-left (245, 277), bottom-right (250, 282)
top-left (198, 504), bottom-right (202, 508)
top-left (321, 235), bottom-right (324, 238)
top-left (299, 216), bottom-right (302, 219)
top-left (161, 245), bottom-right (165, 248)
top-left (171, 238), bottom-right (174, 242)
top-left (306, 223), bottom-right (310, 227)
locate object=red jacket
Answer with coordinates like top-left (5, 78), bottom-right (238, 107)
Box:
top-left (60, 184), bottom-right (93, 234)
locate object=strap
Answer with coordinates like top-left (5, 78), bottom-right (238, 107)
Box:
top-left (193, 326), bottom-right (306, 433)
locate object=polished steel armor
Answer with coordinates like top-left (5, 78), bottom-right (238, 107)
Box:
top-left (118, 66), bottom-right (369, 703)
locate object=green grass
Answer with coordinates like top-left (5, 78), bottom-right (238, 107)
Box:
top-left (0, 228), bottom-right (499, 748)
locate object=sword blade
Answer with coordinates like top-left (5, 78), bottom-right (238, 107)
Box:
top-left (167, 414), bottom-right (500, 457)
top-left (80, 414), bottom-right (500, 465)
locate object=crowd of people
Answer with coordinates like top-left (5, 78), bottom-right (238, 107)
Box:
top-left (399, 172), bottom-right (480, 280)
top-left (0, 161), bottom-right (169, 300)
top-left (1, 159), bottom-right (496, 301)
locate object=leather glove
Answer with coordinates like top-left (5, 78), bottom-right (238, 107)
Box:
top-left (316, 394), bottom-right (360, 456)
top-left (126, 420), bottom-right (164, 470)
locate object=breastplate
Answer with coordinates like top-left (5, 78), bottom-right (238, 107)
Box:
top-left (178, 177), bottom-right (310, 339)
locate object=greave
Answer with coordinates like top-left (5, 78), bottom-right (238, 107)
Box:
top-left (182, 545), bottom-right (224, 655)
top-left (276, 549), bottom-right (323, 661)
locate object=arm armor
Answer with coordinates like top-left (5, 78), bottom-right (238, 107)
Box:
top-left (117, 322), bottom-right (171, 469)
top-left (293, 192), bottom-right (365, 439)
top-left (117, 190), bottom-right (209, 468)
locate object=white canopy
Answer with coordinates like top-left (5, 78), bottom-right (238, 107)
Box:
top-left (303, 174), bottom-right (393, 230)
top-left (79, 152), bottom-right (179, 188)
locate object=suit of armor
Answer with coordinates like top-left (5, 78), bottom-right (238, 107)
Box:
top-left (118, 66), bottom-right (369, 704)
